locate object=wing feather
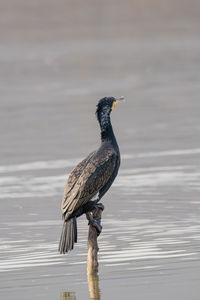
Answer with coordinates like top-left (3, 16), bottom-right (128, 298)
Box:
top-left (62, 151), bottom-right (96, 198)
top-left (62, 148), bottom-right (117, 217)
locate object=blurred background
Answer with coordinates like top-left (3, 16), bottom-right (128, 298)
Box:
top-left (0, 0), bottom-right (200, 299)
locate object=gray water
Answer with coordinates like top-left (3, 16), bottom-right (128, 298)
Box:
top-left (1, 0), bottom-right (200, 299)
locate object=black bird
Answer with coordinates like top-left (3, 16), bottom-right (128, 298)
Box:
top-left (59, 96), bottom-right (123, 254)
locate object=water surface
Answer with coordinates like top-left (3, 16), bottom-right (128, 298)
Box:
top-left (0, 0), bottom-right (200, 299)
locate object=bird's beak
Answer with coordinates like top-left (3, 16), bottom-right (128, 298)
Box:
top-left (112, 96), bottom-right (125, 109)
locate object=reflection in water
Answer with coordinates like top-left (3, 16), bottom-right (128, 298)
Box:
top-left (60, 274), bottom-right (100, 300)
top-left (88, 273), bottom-right (101, 300)
top-left (61, 291), bottom-right (76, 300)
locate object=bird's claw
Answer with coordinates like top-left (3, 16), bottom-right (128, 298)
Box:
top-left (91, 202), bottom-right (104, 214)
top-left (86, 212), bottom-right (102, 235)
top-left (97, 203), bottom-right (104, 211)
top-left (91, 219), bottom-right (102, 235)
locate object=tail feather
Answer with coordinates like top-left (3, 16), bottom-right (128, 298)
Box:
top-left (74, 217), bottom-right (77, 243)
top-left (59, 217), bottom-right (77, 254)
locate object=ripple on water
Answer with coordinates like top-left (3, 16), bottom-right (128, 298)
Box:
top-left (0, 165), bottom-right (200, 199)
top-left (0, 217), bottom-right (199, 273)
top-left (0, 150), bottom-right (200, 276)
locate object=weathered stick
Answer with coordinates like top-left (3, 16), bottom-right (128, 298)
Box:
top-left (87, 206), bottom-right (103, 274)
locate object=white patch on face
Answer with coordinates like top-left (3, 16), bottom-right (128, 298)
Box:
top-left (91, 191), bottom-right (99, 201)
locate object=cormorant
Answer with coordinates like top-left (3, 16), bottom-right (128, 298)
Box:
top-left (59, 96), bottom-right (123, 254)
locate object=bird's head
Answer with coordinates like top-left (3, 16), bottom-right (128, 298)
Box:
top-left (96, 96), bottom-right (124, 120)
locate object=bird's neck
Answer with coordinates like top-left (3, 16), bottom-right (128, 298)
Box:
top-left (99, 112), bottom-right (118, 147)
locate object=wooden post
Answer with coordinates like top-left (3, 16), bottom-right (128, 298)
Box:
top-left (87, 206), bottom-right (103, 275)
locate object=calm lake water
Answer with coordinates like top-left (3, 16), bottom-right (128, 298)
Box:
top-left (1, 0), bottom-right (200, 299)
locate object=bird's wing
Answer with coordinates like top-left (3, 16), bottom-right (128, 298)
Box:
top-left (62, 148), bottom-right (117, 216)
top-left (62, 151), bottom-right (96, 198)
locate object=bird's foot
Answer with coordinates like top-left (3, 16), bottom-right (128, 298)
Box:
top-left (91, 218), bottom-right (102, 235)
top-left (90, 202), bottom-right (104, 214)
top-left (86, 212), bottom-right (102, 236)
top-left (96, 203), bottom-right (104, 211)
